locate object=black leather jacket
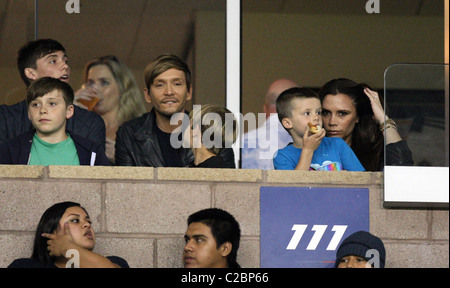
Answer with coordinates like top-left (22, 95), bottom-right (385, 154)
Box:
top-left (115, 109), bottom-right (235, 168)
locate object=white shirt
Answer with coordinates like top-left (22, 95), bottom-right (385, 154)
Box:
top-left (241, 113), bottom-right (292, 170)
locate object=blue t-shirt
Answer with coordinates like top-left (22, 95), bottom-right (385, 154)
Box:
top-left (273, 137), bottom-right (365, 171)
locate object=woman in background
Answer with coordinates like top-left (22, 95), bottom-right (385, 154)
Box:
top-left (75, 55), bottom-right (146, 163)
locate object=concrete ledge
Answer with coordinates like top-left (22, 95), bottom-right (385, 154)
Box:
top-left (157, 167), bottom-right (263, 182)
top-left (1, 166), bottom-right (377, 185)
top-left (48, 166), bottom-right (154, 180)
top-left (267, 170), bottom-right (373, 185)
top-left (0, 165), bottom-right (44, 179)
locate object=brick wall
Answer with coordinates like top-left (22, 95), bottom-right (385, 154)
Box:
top-left (0, 165), bottom-right (448, 268)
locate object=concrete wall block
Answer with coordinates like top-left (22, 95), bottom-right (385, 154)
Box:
top-left (157, 167), bottom-right (263, 183)
top-left (0, 165), bottom-right (44, 179)
top-left (369, 187), bottom-right (429, 239)
top-left (214, 184), bottom-right (261, 236)
top-left (0, 181), bottom-right (102, 231)
top-left (95, 236), bottom-right (154, 268)
top-left (48, 166), bottom-right (154, 181)
top-left (385, 241), bottom-right (449, 268)
top-left (156, 237), bottom-right (185, 268)
top-left (105, 183), bottom-right (212, 234)
top-left (0, 234), bottom-right (34, 268)
top-left (431, 210), bottom-right (450, 240)
top-left (238, 238), bottom-right (261, 268)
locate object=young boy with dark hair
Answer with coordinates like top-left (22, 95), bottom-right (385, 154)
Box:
top-left (0, 39), bottom-right (105, 148)
top-left (0, 77), bottom-right (109, 166)
top-left (183, 208), bottom-right (241, 268)
top-left (273, 87), bottom-right (365, 171)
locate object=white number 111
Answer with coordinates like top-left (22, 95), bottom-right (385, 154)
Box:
top-left (286, 225), bottom-right (348, 251)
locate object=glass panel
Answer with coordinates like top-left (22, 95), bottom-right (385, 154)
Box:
top-left (384, 63), bottom-right (449, 168)
top-left (0, 0), bottom-right (36, 105)
top-left (384, 63), bottom-right (449, 208)
top-left (35, 0), bottom-right (226, 110)
top-left (241, 0), bottom-right (444, 169)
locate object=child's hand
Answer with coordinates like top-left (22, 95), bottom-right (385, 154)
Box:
top-left (303, 126), bottom-right (325, 152)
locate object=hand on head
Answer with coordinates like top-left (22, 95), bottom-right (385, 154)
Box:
top-left (364, 88), bottom-right (385, 124)
top-left (42, 222), bottom-right (74, 257)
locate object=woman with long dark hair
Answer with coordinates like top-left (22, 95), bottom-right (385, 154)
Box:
top-left (8, 201), bottom-right (128, 268)
top-left (319, 78), bottom-right (413, 171)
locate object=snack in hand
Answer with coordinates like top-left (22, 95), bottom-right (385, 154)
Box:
top-left (307, 122), bottom-right (322, 134)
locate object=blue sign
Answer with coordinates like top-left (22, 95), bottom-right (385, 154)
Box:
top-left (260, 187), bottom-right (369, 268)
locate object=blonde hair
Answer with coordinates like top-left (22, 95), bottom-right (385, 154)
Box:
top-left (83, 55), bottom-right (146, 124)
top-left (189, 104), bottom-right (237, 155)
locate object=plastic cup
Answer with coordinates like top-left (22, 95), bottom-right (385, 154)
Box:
top-left (79, 83), bottom-right (100, 111)
top-left (78, 95), bottom-right (100, 111)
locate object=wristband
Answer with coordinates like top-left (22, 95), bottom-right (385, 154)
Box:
top-left (380, 118), bottom-right (397, 132)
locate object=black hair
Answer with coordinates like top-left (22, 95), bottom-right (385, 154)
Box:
top-left (31, 202), bottom-right (87, 265)
top-left (17, 39), bottom-right (66, 87)
top-left (276, 87), bottom-right (319, 127)
top-left (187, 208), bottom-right (241, 268)
top-left (318, 78), bottom-right (384, 171)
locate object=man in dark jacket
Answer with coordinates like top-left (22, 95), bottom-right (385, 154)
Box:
top-left (0, 39), bottom-right (105, 149)
top-left (115, 54), bottom-right (235, 167)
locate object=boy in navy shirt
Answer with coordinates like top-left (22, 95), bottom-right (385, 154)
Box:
top-left (0, 77), bottom-right (109, 166)
top-left (0, 39), bottom-right (105, 148)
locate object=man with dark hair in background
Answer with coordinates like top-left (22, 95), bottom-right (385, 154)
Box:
top-left (183, 208), bottom-right (241, 268)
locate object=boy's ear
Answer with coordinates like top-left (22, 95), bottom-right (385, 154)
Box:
top-left (24, 68), bottom-right (38, 82)
top-left (220, 242), bottom-right (232, 258)
top-left (66, 104), bottom-right (74, 119)
top-left (281, 117), bottom-right (292, 130)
